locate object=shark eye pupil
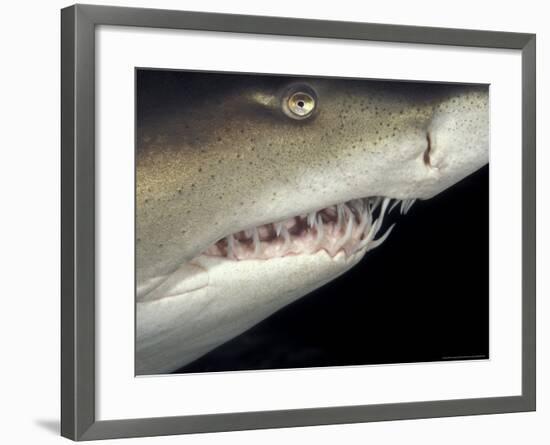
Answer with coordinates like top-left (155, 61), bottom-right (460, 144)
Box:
top-left (287, 91), bottom-right (316, 119)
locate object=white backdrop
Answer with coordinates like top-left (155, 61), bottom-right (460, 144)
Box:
top-left (0, 0), bottom-right (547, 444)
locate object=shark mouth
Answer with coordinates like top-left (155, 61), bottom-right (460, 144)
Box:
top-left (203, 197), bottom-right (417, 261)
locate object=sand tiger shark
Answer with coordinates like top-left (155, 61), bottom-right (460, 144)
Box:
top-left (136, 72), bottom-right (489, 375)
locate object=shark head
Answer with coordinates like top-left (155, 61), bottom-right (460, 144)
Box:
top-left (136, 72), bottom-right (489, 374)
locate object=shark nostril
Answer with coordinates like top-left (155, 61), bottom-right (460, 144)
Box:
top-left (423, 132), bottom-right (432, 167)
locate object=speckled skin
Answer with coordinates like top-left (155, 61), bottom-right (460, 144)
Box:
top-left (137, 75), bottom-right (488, 291)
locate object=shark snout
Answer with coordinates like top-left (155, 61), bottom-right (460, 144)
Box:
top-left (422, 100), bottom-right (488, 198)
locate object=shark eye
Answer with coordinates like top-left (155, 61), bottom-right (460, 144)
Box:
top-left (288, 92), bottom-right (315, 117)
top-left (282, 85), bottom-right (317, 120)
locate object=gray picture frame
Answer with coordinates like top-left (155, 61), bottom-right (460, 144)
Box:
top-left (61, 3), bottom-right (536, 441)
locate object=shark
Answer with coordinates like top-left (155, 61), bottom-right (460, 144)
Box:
top-left (136, 71), bottom-right (489, 375)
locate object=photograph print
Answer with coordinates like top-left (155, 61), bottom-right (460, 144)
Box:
top-left (135, 69), bottom-right (489, 376)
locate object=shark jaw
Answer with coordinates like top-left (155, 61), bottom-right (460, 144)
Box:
top-left (138, 195), bottom-right (416, 304)
top-left (203, 196), bottom-right (415, 262)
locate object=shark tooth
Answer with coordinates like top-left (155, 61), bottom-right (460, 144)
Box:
top-left (355, 218), bottom-right (380, 252)
top-left (335, 203), bottom-right (345, 233)
top-left (404, 199), bottom-right (416, 214)
top-left (226, 235), bottom-right (235, 259)
top-left (368, 223), bottom-right (396, 251)
top-left (333, 213), bottom-right (354, 253)
top-left (313, 214), bottom-right (325, 250)
top-left (389, 199), bottom-right (401, 214)
top-left (281, 225), bottom-right (291, 252)
top-left (253, 227), bottom-right (261, 256)
top-left (307, 211), bottom-right (317, 228)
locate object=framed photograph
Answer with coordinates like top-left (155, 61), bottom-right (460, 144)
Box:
top-left (61, 4), bottom-right (536, 441)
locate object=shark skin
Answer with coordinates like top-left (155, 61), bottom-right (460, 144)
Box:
top-left (136, 72), bottom-right (489, 375)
